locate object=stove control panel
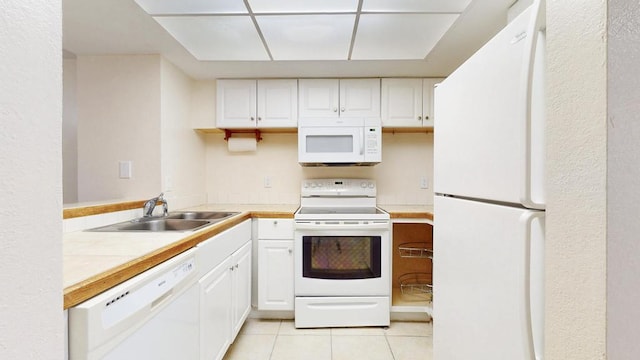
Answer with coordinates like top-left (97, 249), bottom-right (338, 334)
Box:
top-left (301, 178), bottom-right (376, 197)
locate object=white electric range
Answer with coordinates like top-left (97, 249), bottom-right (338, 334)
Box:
top-left (294, 178), bottom-right (391, 328)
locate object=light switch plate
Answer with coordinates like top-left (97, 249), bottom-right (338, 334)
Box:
top-left (119, 161), bottom-right (132, 179)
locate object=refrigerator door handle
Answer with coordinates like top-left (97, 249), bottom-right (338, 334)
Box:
top-left (521, 211), bottom-right (545, 360)
top-left (520, 0), bottom-right (546, 210)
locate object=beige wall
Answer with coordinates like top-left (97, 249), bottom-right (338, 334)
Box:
top-left (160, 58), bottom-right (208, 210)
top-left (607, 1), bottom-right (640, 358)
top-left (546, 1), bottom-right (607, 358)
top-left (0, 0), bottom-right (63, 358)
top-left (205, 132), bottom-right (434, 206)
top-left (76, 55), bottom-right (162, 202)
top-left (63, 57), bottom-right (79, 203)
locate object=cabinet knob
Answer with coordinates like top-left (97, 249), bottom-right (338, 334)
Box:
top-left (340, 107), bottom-right (345, 112)
top-left (250, 117), bottom-right (255, 121)
top-left (418, 116), bottom-right (422, 120)
top-left (333, 108), bottom-right (338, 112)
top-left (258, 117), bottom-right (262, 121)
top-left (273, 220), bottom-right (278, 225)
top-left (425, 115), bottom-right (429, 120)
top-left (235, 264), bottom-right (239, 269)
top-left (288, 248), bottom-right (293, 254)
top-left (229, 266), bottom-right (235, 271)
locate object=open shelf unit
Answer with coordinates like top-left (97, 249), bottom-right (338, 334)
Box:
top-left (391, 222), bottom-right (433, 313)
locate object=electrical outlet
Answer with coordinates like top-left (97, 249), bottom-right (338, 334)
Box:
top-left (264, 176), bottom-right (272, 188)
top-left (420, 177), bottom-right (429, 189)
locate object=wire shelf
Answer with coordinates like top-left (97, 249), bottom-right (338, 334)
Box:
top-left (399, 272), bottom-right (433, 297)
top-left (398, 242), bottom-right (433, 259)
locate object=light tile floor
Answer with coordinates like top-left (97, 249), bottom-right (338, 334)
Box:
top-left (223, 319), bottom-right (433, 360)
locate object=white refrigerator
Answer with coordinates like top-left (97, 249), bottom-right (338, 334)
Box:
top-left (433, 1), bottom-right (546, 359)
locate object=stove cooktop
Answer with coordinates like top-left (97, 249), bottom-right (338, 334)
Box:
top-left (297, 207), bottom-right (386, 215)
top-left (295, 206), bottom-right (390, 221)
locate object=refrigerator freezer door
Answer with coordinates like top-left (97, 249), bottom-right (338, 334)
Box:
top-left (434, 2), bottom-right (545, 209)
top-left (433, 195), bottom-right (544, 360)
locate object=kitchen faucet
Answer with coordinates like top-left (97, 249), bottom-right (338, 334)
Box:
top-left (143, 193), bottom-right (168, 217)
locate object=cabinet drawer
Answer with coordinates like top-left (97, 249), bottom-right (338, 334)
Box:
top-left (257, 219), bottom-right (294, 239)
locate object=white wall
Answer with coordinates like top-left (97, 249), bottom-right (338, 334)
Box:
top-left (0, 0), bottom-right (63, 358)
top-left (76, 55), bottom-right (162, 202)
top-left (607, 1), bottom-right (640, 358)
top-left (63, 56), bottom-right (78, 203)
top-left (205, 132), bottom-right (434, 205)
top-left (160, 58), bottom-right (207, 210)
top-left (546, 1), bottom-right (607, 358)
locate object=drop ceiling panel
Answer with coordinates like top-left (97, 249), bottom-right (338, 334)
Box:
top-left (257, 15), bottom-right (356, 60)
top-left (352, 13), bottom-right (460, 60)
top-left (134, 0), bottom-right (248, 15)
top-left (248, 0), bottom-right (359, 13)
top-left (153, 16), bottom-right (269, 60)
top-left (361, 0), bottom-right (472, 13)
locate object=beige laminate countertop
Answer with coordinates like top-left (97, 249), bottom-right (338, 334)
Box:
top-left (380, 205), bottom-right (434, 220)
top-left (63, 203), bottom-right (433, 309)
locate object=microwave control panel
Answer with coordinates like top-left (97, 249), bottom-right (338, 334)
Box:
top-left (364, 127), bottom-right (382, 161)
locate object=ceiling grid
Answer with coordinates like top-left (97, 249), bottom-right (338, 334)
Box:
top-left (133, 0), bottom-right (472, 61)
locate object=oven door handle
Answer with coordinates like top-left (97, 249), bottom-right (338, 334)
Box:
top-left (295, 221), bottom-right (390, 230)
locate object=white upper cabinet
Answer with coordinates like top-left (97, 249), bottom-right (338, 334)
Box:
top-left (381, 78), bottom-right (443, 127)
top-left (299, 78), bottom-right (380, 118)
top-left (216, 79), bottom-right (298, 129)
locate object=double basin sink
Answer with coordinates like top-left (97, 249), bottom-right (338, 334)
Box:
top-left (87, 211), bottom-right (239, 232)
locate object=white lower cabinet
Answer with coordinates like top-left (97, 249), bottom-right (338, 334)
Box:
top-left (198, 220), bottom-right (252, 360)
top-left (257, 219), bottom-right (295, 311)
top-left (258, 240), bottom-right (294, 310)
top-left (231, 242), bottom-right (252, 338)
top-left (200, 256), bottom-right (234, 360)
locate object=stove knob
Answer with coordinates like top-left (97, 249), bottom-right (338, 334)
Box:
top-left (360, 182), bottom-right (367, 188)
top-left (310, 182), bottom-right (316, 188)
top-left (303, 182), bottom-right (309, 188)
top-left (368, 182), bottom-right (375, 189)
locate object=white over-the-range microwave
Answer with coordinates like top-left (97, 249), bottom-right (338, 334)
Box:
top-left (298, 117), bottom-right (382, 166)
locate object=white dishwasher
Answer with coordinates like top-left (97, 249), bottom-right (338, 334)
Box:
top-left (69, 248), bottom-right (199, 360)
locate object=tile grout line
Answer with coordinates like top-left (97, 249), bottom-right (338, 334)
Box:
top-left (267, 320), bottom-right (282, 360)
top-left (329, 328), bottom-right (334, 360)
top-left (384, 331), bottom-right (397, 360)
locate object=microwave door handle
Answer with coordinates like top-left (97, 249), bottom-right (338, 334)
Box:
top-left (360, 129), bottom-right (364, 156)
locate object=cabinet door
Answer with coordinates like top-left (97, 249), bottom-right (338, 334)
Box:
top-left (381, 78), bottom-right (423, 127)
top-left (257, 79), bottom-right (298, 128)
top-left (216, 79), bottom-right (257, 129)
top-left (231, 241), bottom-right (252, 340)
top-left (200, 256), bottom-right (234, 360)
top-left (422, 78), bottom-right (443, 128)
top-left (339, 78), bottom-right (381, 117)
top-left (298, 79), bottom-right (339, 118)
top-left (258, 240), bottom-right (294, 311)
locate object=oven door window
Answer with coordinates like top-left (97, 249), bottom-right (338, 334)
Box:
top-left (302, 236), bottom-right (382, 279)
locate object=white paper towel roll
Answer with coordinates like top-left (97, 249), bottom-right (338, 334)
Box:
top-left (227, 137), bottom-right (257, 152)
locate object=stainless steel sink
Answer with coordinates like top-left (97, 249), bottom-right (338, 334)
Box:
top-left (87, 218), bottom-right (213, 232)
top-left (166, 211), bottom-right (239, 221)
top-left (117, 219), bottom-right (211, 231)
top-left (85, 211), bottom-right (238, 232)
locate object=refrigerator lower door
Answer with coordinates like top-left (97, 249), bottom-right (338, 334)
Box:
top-left (433, 195), bottom-right (544, 360)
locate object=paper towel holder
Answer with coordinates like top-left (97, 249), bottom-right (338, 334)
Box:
top-left (224, 129), bottom-right (263, 142)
